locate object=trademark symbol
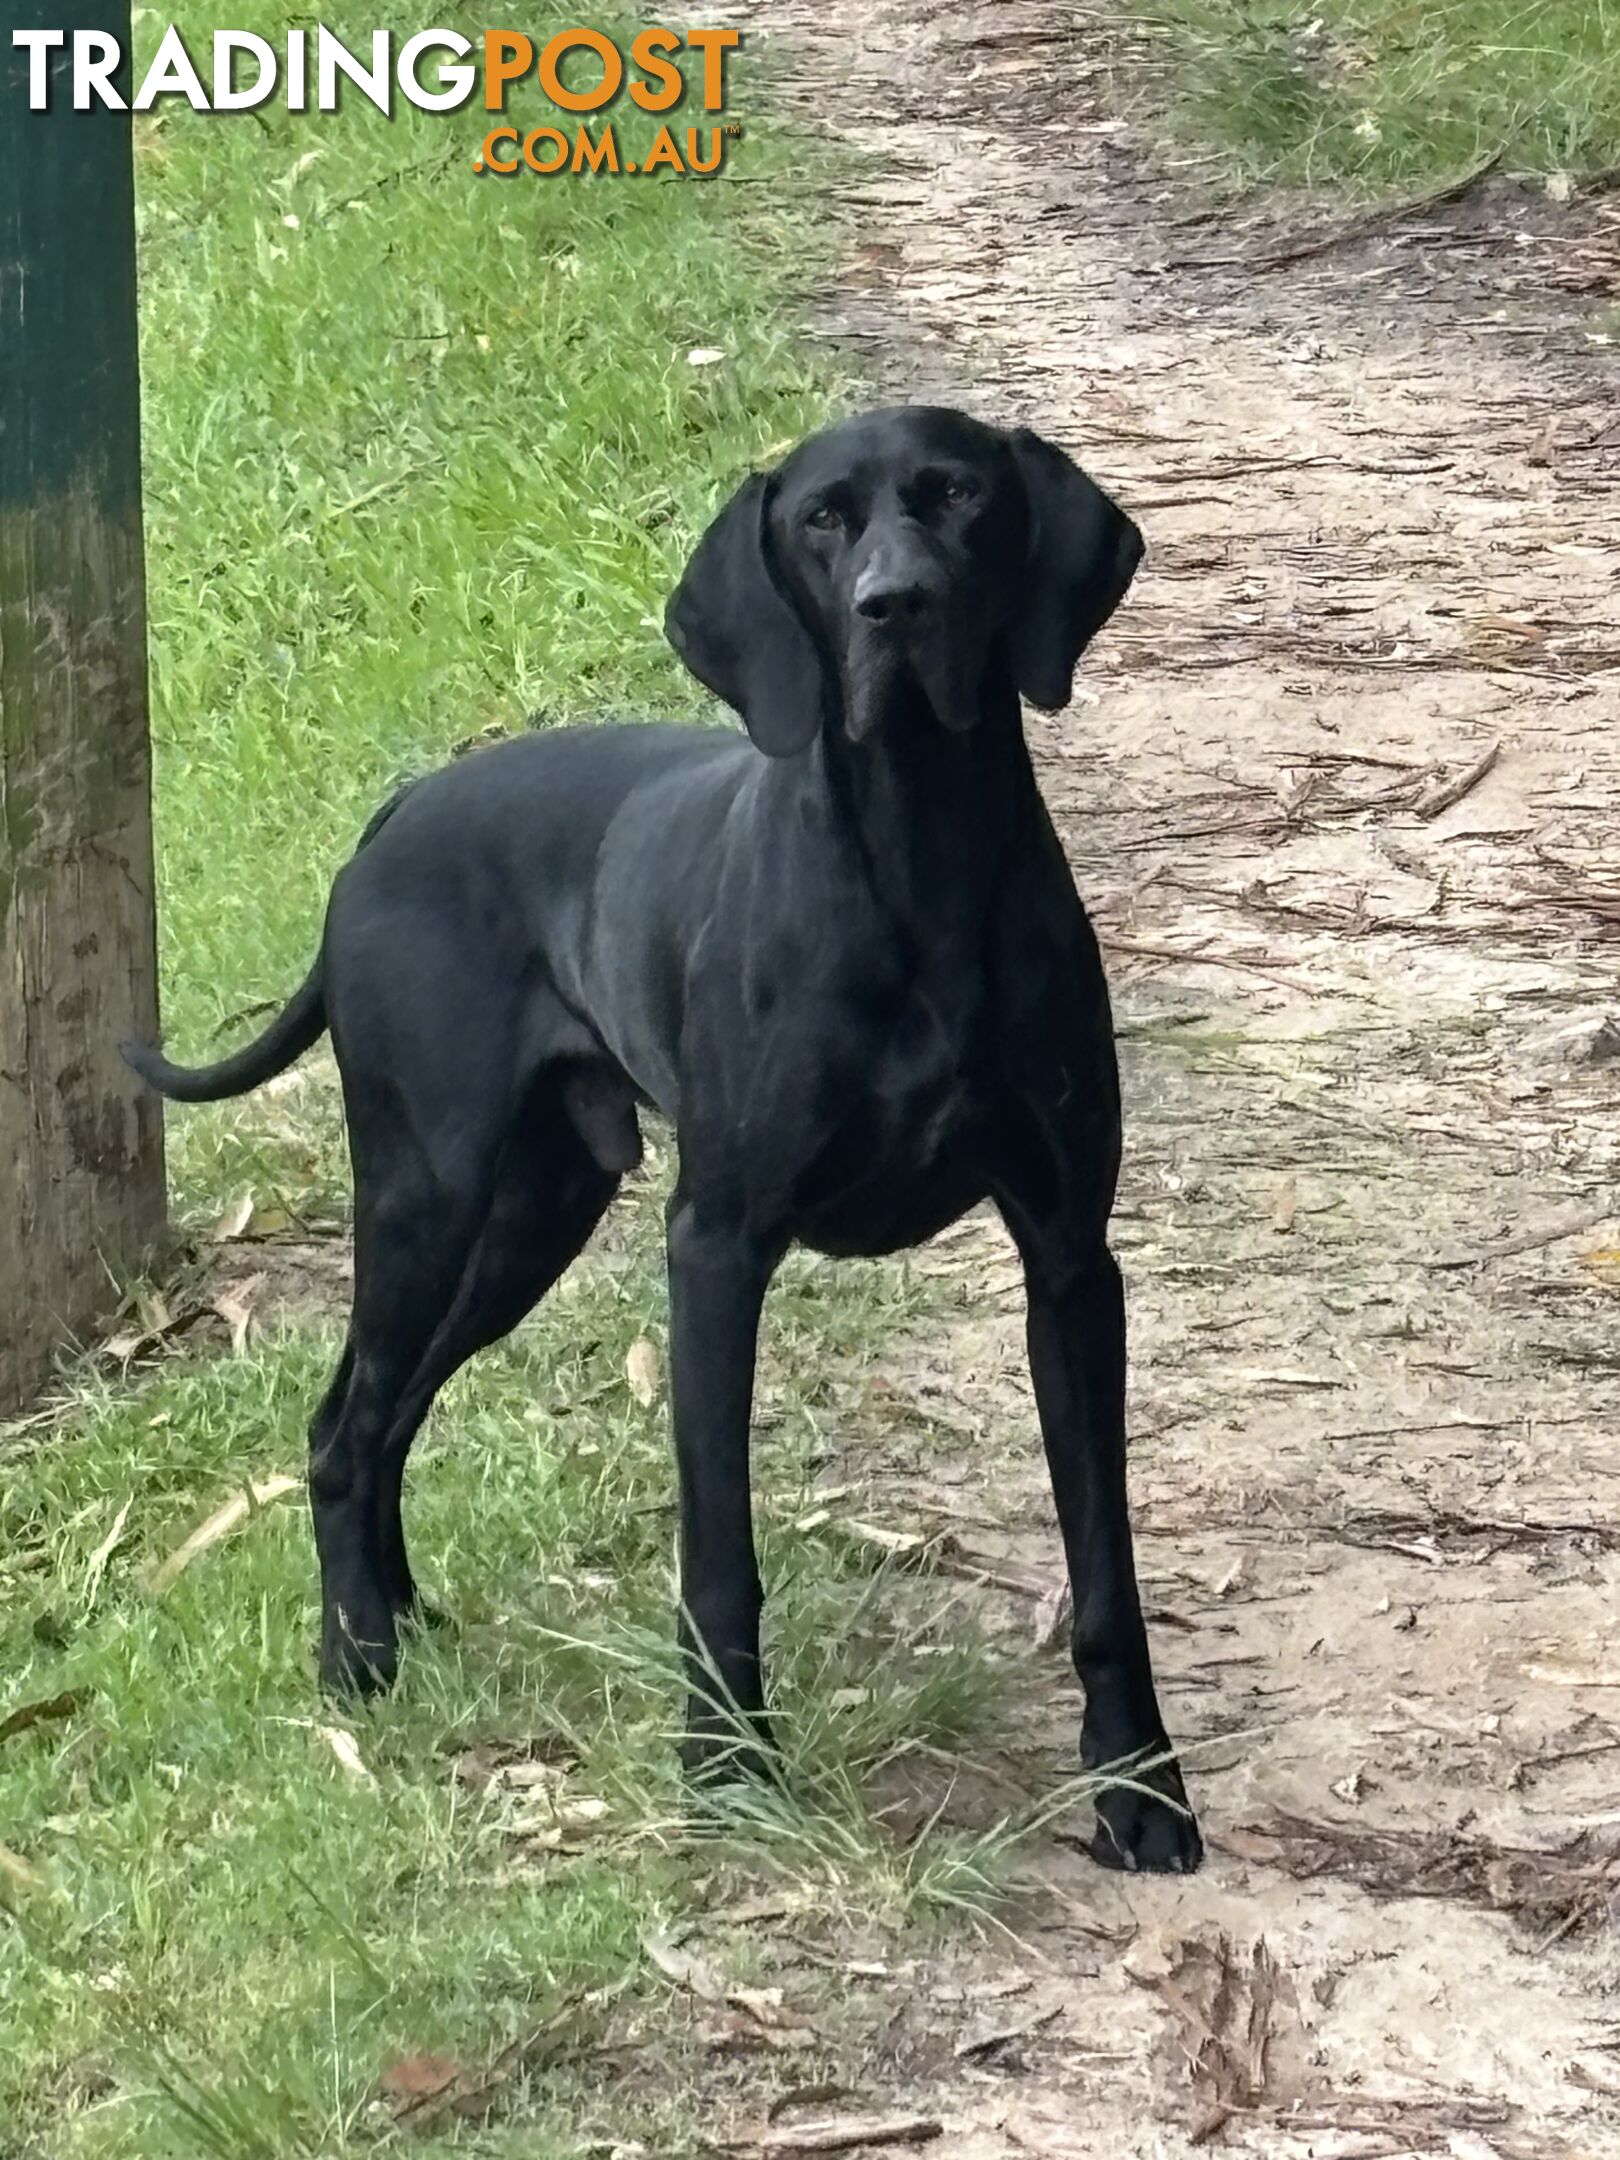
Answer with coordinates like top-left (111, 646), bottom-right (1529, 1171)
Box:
top-left (725, 123), bottom-right (742, 138)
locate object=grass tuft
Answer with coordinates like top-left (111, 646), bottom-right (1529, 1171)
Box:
top-left (1135, 0), bottom-right (1620, 194)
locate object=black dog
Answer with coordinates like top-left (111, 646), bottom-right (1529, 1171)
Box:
top-left (126, 405), bottom-right (1201, 1872)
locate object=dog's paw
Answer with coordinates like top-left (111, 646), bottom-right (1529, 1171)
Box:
top-left (1090, 1771), bottom-right (1203, 1874)
top-left (679, 1720), bottom-right (780, 1789)
top-left (319, 1606), bottom-right (399, 1698)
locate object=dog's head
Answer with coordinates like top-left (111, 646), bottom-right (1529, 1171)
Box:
top-left (665, 405), bottom-right (1142, 756)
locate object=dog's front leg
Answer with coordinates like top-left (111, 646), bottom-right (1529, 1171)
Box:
top-left (997, 1153), bottom-right (1202, 1873)
top-left (665, 1190), bottom-right (776, 1781)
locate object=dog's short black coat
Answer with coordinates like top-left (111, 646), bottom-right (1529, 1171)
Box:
top-left (127, 405), bottom-right (1201, 1871)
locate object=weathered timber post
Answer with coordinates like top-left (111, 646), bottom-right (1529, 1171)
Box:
top-left (0, 2), bottom-right (166, 1411)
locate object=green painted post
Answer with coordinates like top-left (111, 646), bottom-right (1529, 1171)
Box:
top-left (1, 3), bottom-right (166, 1410)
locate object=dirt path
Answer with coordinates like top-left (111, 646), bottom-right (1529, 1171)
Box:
top-left (699, 4), bottom-right (1620, 2154)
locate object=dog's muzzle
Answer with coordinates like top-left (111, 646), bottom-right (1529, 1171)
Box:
top-left (852, 557), bottom-right (944, 629)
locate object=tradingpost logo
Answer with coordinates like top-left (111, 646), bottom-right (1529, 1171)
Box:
top-left (8, 24), bottom-right (744, 178)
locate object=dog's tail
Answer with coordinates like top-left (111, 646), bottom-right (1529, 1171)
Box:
top-left (123, 962), bottom-right (327, 1103)
top-left (122, 785), bottom-right (411, 1104)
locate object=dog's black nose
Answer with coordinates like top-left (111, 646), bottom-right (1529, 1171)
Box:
top-left (853, 564), bottom-right (935, 625)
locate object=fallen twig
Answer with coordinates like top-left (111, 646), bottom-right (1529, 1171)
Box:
top-left (1249, 150), bottom-right (1503, 270)
top-left (1425, 1201), bottom-right (1615, 1269)
top-left (1218, 1811), bottom-right (1618, 1940)
top-left (1100, 935), bottom-right (1326, 998)
top-left (737, 2118), bottom-right (943, 2155)
top-left (1413, 740), bottom-right (1500, 819)
top-left (144, 1477), bottom-right (301, 1594)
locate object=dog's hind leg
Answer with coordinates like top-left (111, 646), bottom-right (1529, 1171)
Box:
top-left (369, 1091), bottom-right (619, 1626)
top-left (310, 942), bottom-right (516, 1694)
top-left (310, 1164), bottom-right (488, 1695)
top-left (313, 1080), bottom-right (618, 1697)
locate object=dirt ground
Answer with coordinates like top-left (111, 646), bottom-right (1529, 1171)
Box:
top-left (689, 3), bottom-right (1620, 2154)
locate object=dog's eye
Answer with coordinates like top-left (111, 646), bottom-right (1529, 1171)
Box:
top-left (805, 501), bottom-right (844, 532)
top-left (942, 478), bottom-right (978, 506)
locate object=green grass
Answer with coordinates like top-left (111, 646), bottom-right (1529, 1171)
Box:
top-left (1, 1171), bottom-right (1070, 2160)
top-left (1, 12), bottom-right (1105, 2153)
top-left (3, 1201), bottom-right (1081, 2160)
top-left (1135, 0), bottom-right (1620, 193)
top-left (137, 0), bottom-right (845, 1219)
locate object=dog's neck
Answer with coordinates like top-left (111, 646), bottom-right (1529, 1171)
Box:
top-left (797, 663), bottom-right (1035, 952)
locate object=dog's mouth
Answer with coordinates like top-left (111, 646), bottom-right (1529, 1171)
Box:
top-left (842, 617), bottom-right (982, 741)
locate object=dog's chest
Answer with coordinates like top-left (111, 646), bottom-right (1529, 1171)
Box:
top-left (789, 974), bottom-right (990, 1256)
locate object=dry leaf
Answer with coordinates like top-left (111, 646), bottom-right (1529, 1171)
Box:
top-left (839, 1520), bottom-right (924, 1556)
top-left (451, 1734), bottom-right (579, 1791)
top-left (145, 1476), bottom-right (301, 1594)
top-left (643, 1929), bottom-right (725, 2001)
top-left (728, 1986), bottom-right (807, 2030)
top-left (212, 1273), bottom-right (265, 1355)
top-left (491, 1758), bottom-right (569, 1793)
top-left (381, 1992), bottom-right (607, 2128)
top-left (210, 1192), bottom-right (255, 1241)
top-left (85, 1496), bottom-right (133, 1599)
top-left (521, 1795), bottom-right (611, 1849)
top-left (1270, 1176), bottom-right (1298, 1234)
top-left (687, 345), bottom-right (726, 366)
top-left (101, 1301), bottom-right (213, 1365)
top-left (0, 1690), bottom-right (85, 1744)
top-left (320, 1725), bottom-right (374, 1783)
top-left (0, 1843), bottom-right (45, 1894)
top-left (625, 1336), bottom-right (661, 1408)
top-left (380, 2052), bottom-right (464, 2112)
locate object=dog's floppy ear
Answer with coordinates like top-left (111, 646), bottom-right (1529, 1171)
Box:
top-left (665, 472), bottom-right (825, 757)
top-left (1006, 427), bottom-right (1144, 712)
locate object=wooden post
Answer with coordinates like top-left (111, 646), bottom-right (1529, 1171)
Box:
top-left (0, 2), bottom-right (166, 1411)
